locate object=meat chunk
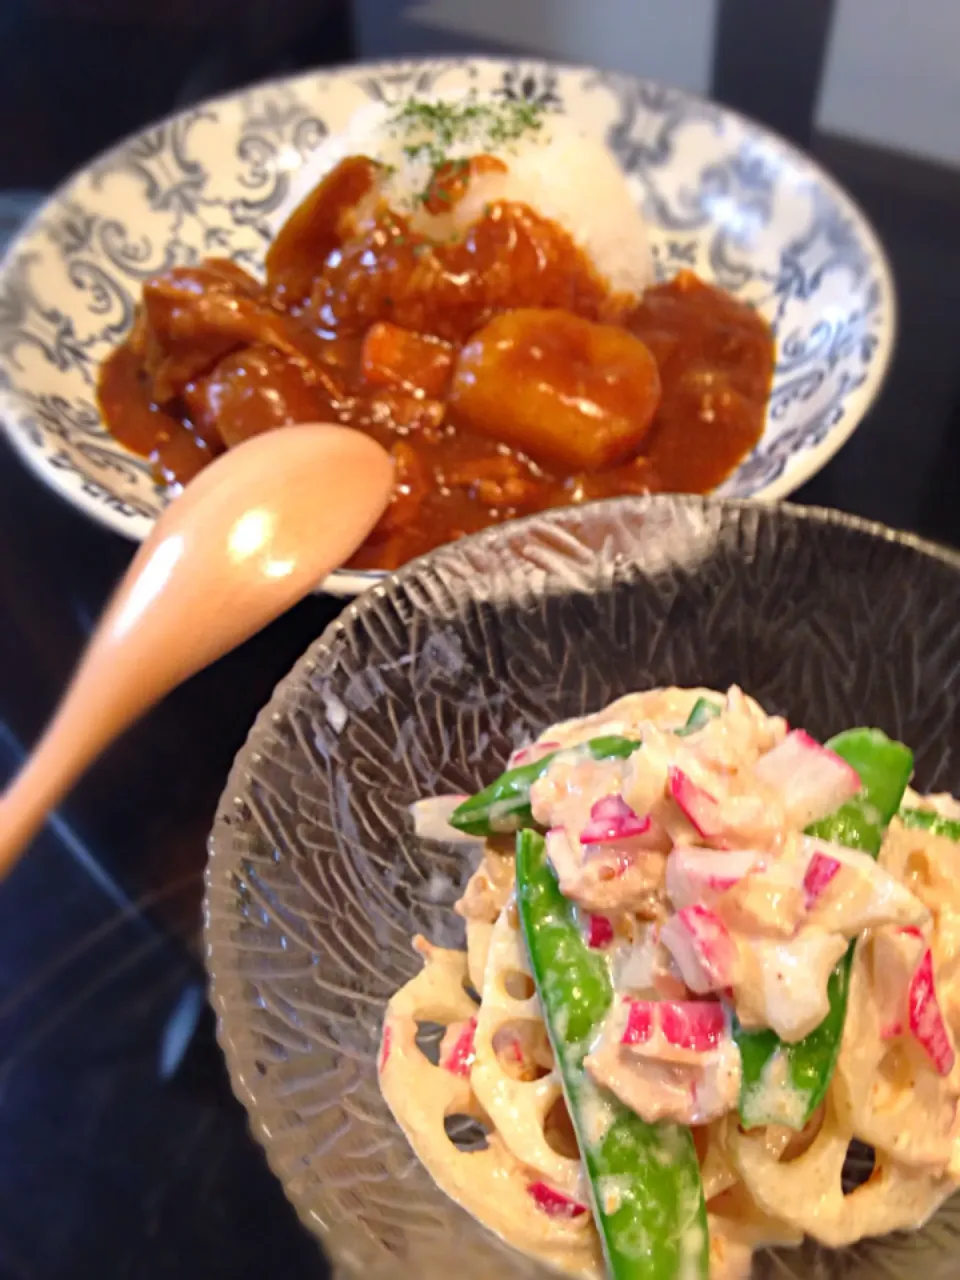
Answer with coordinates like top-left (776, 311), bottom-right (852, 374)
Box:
top-left (134, 260), bottom-right (339, 406)
top-left (183, 344), bottom-right (337, 448)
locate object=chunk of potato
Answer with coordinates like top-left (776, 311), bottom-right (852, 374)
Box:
top-left (450, 308), bottom-right (661, 471)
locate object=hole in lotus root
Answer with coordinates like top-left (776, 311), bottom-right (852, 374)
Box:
top-left (501, 968), bottom-right (535, 1000)
top-left (905, 850), bottom-right (932, 891)
top-left (444, 1112), bottom-right (492, 1152)
top-left (414, 1021), bottom-right (445, 1065)
top-left (492, 1020), bottom-right (553, 1080)
top-left (842, 1140), bottom-right (876, 1194)
top-left (874, 1043), bottom-right (916, 1111)
top-left (692, 1126), bottom-right (710, 1165)
top-left (462, 978), bottom-right (482, 1005)
top-left (543, 1096), bottom-right (580, 1160)
top-left (777, 1105), bottom-right (826, 1162)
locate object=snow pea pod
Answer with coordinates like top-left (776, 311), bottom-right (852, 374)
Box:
top-left (675, 697), bottom-right (721, 737)
top-left (900, 807), bottom-right (960, 841)
top-left (449, 735), bottom-right (642, 836)
top-left (516, 829), bottom-right (708, 1280)
top-left (736, 728), bottom-right (913, 1129)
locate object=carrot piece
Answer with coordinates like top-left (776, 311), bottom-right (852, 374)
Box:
top-left (361, 323), bottom-right (454, 397)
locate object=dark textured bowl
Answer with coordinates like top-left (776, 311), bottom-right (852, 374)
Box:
top-left (205, 496), bottom-right (960, 1279)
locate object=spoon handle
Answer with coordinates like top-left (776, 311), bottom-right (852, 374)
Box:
top-left (0, 423), bottom-right (394, 881)
top-left (0, 525), bottom-right (221, 874)
top-left (0, 653), bottom-right (133, 875)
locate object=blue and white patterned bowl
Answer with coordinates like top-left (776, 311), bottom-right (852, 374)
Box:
top-left (0, 57), bottom-right (895, 595)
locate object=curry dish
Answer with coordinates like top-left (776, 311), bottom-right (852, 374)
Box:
top-left (97, 153), bottom-right (774, 570)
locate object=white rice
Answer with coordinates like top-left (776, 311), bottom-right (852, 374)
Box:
top-left (270, 98), bottom-right (653, 299)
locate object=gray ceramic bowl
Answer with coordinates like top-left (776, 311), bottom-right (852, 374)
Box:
top-left (205, 496), bottom-right (960, 1278)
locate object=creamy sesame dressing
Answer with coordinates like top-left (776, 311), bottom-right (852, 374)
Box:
top-left (382, 686), bottom-right (960, 1277)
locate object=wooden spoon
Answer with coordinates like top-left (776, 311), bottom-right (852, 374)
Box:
top-left (0, 423), bottom-right (393, 877)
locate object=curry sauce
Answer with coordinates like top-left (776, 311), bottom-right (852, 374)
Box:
top-left (97, 156), bottom-right (774, 570)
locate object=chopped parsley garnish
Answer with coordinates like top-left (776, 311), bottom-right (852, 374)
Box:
top-left (387, 95), bottom-right (549, 207)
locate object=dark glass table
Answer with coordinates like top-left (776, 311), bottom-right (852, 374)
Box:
top-left (2, 8), bottom-right (960, 1277)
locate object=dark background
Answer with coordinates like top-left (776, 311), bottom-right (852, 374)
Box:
top-left (2, 2), bottom-right (959, 1276)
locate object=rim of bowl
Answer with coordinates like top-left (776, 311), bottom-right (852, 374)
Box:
top-left (0, 56), bottom-right (897, 594)
top-left (204, 492), bottom-right (957, 1255)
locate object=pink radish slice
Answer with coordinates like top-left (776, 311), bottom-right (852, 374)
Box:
top-left (379, 1023), bottom-right (393, 1072)
top-left (620, 998), bottom-right (726, 1052)
top-left (527, 1182), bottom-right (588, 1219)
top-left (908, 950), bottom-right (956, 1076)
top-left (803, 851), bottom-right (842, 907)
top-left (581, 814), bottom-right (673, 859)
top-left (667, 768), bottom-right (727, 844)
top-left (580, 794), bottom-right (651, 845)
top-left (587, 914), bottom-right (615, 949)
top-left (659, 1001), bottom-right (726, 1051)
top-left (754, 730), bottom-right (861, 827)
top-left (621, 999), bottom-right (656, 1046)
top-left (442, 1017), bottom-right (478, 1078)
top-left (660, 905), bottom-right (738, 993)
top-left (666, 848), bottom-right (759, 909)
top-left (509, 740), bottom-right (560, 767)
top-left (873, 926), bottom-right (925, 1040)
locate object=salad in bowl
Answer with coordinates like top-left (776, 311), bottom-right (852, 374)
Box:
top-left (381, 685), bottom-right (960, 1278)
